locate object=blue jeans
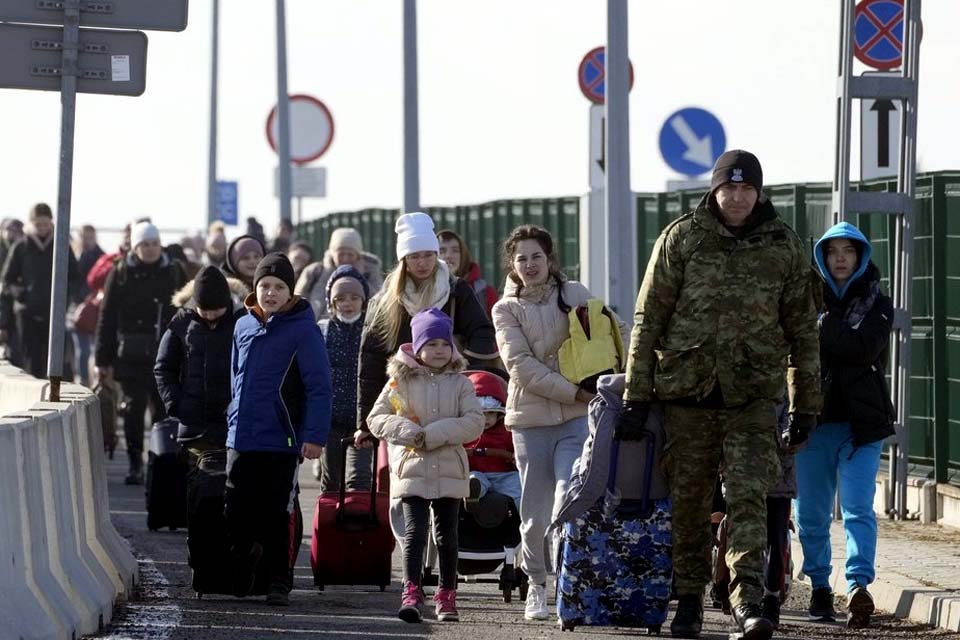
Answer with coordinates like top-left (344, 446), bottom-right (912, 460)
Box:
top-left (512, 416), bottom-right (588, 585)
top-left (72, 331), bottom-right (93, 387)
top-left (471, 470), bottom-right (522, 507)
top-left (793, 422), bottom-right (883, 593)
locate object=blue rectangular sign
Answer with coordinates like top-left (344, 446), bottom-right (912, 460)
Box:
top-left (217, 180), bottom-right (238, 225)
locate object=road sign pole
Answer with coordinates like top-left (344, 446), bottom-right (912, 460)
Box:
top-left (46, 0), bottom-right (81, 400)
top-left (604, 0), bottom-right (635, 320)
top-left (207, 0), bottom-right (219, 227)
top-left (275, 0), bottom-right (293, 223)
top-left (403, 0), bottom-right (420, 213)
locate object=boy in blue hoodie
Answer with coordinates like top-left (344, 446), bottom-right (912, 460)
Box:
top-left (794, 222), bottom-right (895, 628)
top-left (226, 253), bottom-right (332, 606)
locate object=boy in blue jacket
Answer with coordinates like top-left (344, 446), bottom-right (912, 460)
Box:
top-left (226, 253), bottom-right (332, 606)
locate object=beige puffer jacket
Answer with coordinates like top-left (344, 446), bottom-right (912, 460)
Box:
top-left (492, 277), bottom-right (594, 429)
top-left (367, 344), bottom-right (484, 500)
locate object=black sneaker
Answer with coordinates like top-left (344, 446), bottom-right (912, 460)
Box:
top-left (760, 594), bottom-right (780, 630)
top-left (464, 477), bottom-right (482, 512)
top-left (231, 542), bottom-right (263, 598)
top-left (846, 586), bottom-right (874, 629)
top-left (266, 582), bottom-right (290, 607)
top-left (732, 603), bottom-right (774, 640)
top-left (808, 586), bottom-right (836, 621)
top-left (670, 594), bottom-right (704, 638)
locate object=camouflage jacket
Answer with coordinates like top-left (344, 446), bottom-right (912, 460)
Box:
top-left (623, 196), bottom-right (822, 415)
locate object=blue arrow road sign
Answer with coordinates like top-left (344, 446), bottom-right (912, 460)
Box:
top-left (217, 180), bottom-right (238, 225)
top-left (658, 107), bottom-right (726, 177)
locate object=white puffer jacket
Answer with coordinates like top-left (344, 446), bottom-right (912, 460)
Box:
top-left (492, 277), bottom-right (594, 429)
top-left (367, 344), bottom-right (483, 500)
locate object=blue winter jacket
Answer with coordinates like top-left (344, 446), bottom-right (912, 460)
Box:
top-left (227, 295), bottom-right (332, 452)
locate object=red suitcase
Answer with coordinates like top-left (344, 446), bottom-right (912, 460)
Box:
top-left (310, 437), bottom-right (394, 591)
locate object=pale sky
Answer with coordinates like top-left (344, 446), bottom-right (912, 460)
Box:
top-left (1, 0), bottom-right (957, 242)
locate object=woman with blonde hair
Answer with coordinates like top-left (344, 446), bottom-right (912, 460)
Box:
top-left (355, 212), bottom-right (498, 444)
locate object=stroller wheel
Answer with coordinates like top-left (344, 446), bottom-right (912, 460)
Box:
top-left (502, 586), bottom-right (512, 603)
top-left (518, 573), bottom-right (529, 601)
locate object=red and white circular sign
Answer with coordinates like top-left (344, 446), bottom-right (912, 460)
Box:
top-left (265, 94), bottom-right (334, 165)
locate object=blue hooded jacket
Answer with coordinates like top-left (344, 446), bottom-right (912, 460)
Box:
top-left (227, 295), bottom-right (332, 453)
top-left (814, 221), bottom-right (872, 300)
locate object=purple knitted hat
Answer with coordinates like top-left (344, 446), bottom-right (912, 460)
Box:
top-left (411, 308), bottom-right (454, 355)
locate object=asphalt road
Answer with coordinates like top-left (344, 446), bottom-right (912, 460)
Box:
top-left (85, 452), bottom-right (960, 640)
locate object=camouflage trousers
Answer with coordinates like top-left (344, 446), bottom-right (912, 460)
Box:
top-left (664, 400), bottom-right (780, 608)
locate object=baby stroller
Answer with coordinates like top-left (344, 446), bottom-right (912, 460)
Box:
top-left (422, 490), bottom-right (528, 602)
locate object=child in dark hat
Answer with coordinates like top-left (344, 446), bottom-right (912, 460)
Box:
top-left (311, 264), bottom-right (372, 489)
top-left (155, 266), bottom-right (241, 463)
top-left (225, 252), bottom-right (332, 606)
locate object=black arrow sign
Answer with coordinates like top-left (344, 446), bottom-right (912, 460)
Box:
top-left (597, 116), bottom-right (606, 173)
top-left (871, 99), bottom-right (895, 168)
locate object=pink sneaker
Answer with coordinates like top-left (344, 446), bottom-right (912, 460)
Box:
top-left (434, 588), bottom-right (459, 622)
top-left (398, 581), bottom-right (424, 623)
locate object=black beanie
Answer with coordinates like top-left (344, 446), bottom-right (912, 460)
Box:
top-left (710, 149), bottom-right (763, 193)
top-left (193, 266), bottom-right (232, 310)
top-left (254, 252), bottom-right (296, 293)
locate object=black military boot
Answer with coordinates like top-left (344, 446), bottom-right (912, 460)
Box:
top-left (732, 602), bottom-right (774, 640)
top-left (124, 451), bottom-right (143, 485)
top-left (670, 594), bottom-right (704, 638)
top-left (760, 594), bottom-right (780, 630)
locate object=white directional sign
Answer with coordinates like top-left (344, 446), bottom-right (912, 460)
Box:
top-left (860, 72), bottom-right (901, 181)
top-left (589, 104), bottom-right (605, 190)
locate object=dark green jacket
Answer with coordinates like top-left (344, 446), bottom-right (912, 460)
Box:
top-left (624, 196), bottom-right (822, 415)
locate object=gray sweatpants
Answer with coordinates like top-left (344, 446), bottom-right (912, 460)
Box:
top-left (512, 416), bottom-right (588, 585)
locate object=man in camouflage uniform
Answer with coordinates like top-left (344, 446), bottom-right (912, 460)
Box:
top-left (619, 150), bottom-right (821, 640)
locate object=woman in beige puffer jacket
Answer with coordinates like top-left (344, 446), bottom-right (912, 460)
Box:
top-left (491, 225), bottom-right (599, 621)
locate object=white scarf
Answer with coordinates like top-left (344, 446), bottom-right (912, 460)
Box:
top-left (400, 260), bottom-right (451, 317)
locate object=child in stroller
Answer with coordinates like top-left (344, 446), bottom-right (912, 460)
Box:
top-left (422, 370), bottom-right (528, 603)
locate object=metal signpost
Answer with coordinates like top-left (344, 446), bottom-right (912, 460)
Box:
top-left (658, 107), bottom-right (726, 178)
top-left (403, 0), bottom-right (420, 213)
top-left (0, 0), bottom-right (187, 401)
top-left (578, 42), bottom-right (634, 314)
top-left (834, 0), bottom-right (921, 519)
top-left (208, 0), bottom-right (220, 227)
top-left (216, 180), bottom-right (238, 226)
top-left (274, 0), bottom-right (293, 223)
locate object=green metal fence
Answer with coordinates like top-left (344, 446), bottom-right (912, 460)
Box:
top-left (295, 171), bottom-right (960, 482)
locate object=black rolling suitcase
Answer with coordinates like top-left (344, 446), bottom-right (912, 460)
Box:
top-left (145, 418), bottom-right (189, 531)
top-left (188, 449), bottom-right (304, 599)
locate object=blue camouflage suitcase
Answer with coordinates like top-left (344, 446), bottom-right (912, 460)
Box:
top-left (556, 435), bottom-right (672, 633)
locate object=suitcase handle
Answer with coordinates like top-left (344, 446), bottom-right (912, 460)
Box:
top-left (608, 430), bottom-right (656, 517)
top-left (336, 436), bottom-right (379, 527)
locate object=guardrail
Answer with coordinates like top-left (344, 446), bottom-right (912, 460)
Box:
top-left (0, 362), bottom-right (137, 640)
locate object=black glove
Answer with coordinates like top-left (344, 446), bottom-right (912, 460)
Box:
top-left (616, 400), bottom-right (650, 441)
top-left (785, 413), bottom-right (816, 449)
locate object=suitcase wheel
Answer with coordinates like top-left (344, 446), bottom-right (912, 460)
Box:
top-left (560, 619), bottom-right (576, 631)
top-left (169, 526), bottom-right (178, 532)
top-left (196, 592), bottom-right (203, 600)
top-left (501, 586), bottom-right (512, 604)
top-left (647, 625), bottom-right (661, 635)
top-left (422, 567), bottom-right (439, 587)
top-left (379, 585), bottom-right (386, 592)
top-left (317, 584), bottom-right (324, 591)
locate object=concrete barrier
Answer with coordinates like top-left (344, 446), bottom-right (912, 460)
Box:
top-left (0, 365), bottom-right (138, 640)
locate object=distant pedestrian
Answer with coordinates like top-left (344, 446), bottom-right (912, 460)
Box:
top-left (287, 241), bottom-right (313, 285)
top-left (491, 224), bottom-right (599, 622)
top-left (0, 203), bottom-right (81, 377)
top-left (311, 264), bottom-right (372, 491)
top-left (794, 222), bottom-right (894, 627)
top-left (368, 308), bottom-right (484, 623)
top-left (437, 229), bottom-right (498, 317)
top-left (222, 234), bottom-right (265, 291)
top-left (270, 218), bottom-right (295, 254)
top-left (245, 217), bottom-right (266, 246)
top-left (95, 222), bottom-right (187, 485)
top-left (622, 150), bottom-right (820, 639)
top-left (71, 224), bottom-right (104, 385)
top-left (295, 227), bottom-right (383, 320)
top-left (225, 253), bottom-right (331, 607)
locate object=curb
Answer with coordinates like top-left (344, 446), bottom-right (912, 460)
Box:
top-left (791, 534), bottom-right (960, 632)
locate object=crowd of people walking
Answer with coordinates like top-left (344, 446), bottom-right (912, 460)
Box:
top-left (0, 148), bottom-right (896, 637)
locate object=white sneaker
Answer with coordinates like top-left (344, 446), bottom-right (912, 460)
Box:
top-left (524, 583), bottom-right (550, 620)
top-left (311, 458), bottom-right (322, 481)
